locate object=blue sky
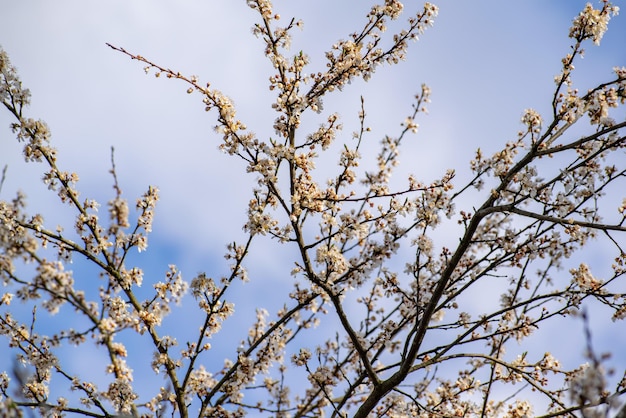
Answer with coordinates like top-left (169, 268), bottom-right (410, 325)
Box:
top-left (2, 0), bottom-right (626, 413)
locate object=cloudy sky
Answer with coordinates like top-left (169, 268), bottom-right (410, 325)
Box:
top-left (1, 0), bottom-right (626, 412)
